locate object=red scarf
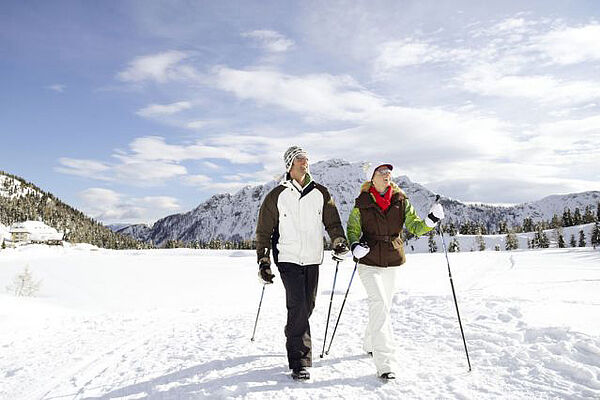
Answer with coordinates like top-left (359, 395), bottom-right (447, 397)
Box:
top-left (369, 185), bottom-right (392, 212)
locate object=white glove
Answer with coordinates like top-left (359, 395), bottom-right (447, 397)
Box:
top-left (425, 203), bottom-right (445, 228)
top-left (351, 242), bottom-right (370, 259)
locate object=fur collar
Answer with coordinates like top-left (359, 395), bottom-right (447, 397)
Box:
top-left (359, 181), bottom-right (405, 196)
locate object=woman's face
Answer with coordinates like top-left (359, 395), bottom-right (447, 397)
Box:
top-left (372, 167), bottom-right (392, 189)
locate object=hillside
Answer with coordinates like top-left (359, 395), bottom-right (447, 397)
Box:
top-left (0, 171), bottom-right (149, 249)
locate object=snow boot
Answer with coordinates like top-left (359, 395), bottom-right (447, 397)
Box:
top-left (291, 367), bottom-right (310, 380)
top-left (380, 372), bottom-right (396, 381)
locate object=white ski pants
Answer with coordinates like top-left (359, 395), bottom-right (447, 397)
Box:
top-left (358, 263), bottom-right (400, 375)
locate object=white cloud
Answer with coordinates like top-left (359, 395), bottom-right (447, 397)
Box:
top-left (185, 120), bottom-right (208, 130)
top-left (79, 188), bottom-right (180, 223)
top-left (202, 161), bottom-right (220, 170)
top-left (374, 40), bottom-right (444, 70)
top-left (526, 115), bottom-right (600, 171)
top-left (182, 174), bottom-right (212, 186)
top-left (122, 136), bottom-right (257, 164)
top-left (242, 30), bottom-right (294, 52)
top-left (471, 16), bottom-right (540, 38)
top-left (116, 51), bottom-right (198, 83)
top-left (46, 84), bottom-right (66, 93)
top-left (112, 159), bottom-right (188, 184)
top-left (55, 158), bottom-right (112, 180)
top-left (214, 67), bottom-right (384, 121)
top-left (533, 24), bottom-right (600, 65)
top-left (373, 38), bottom-right (476, 76)
top-left (80, 188), bottom-right (121, 206)
top-left (57, 136), bottom-right (260, 187)
top-left (138, 196), bottom-right (180, 210)
top-left (136, 101), bottom-right (192, 117)
top-left (457, 65), bottom-right (600, 105)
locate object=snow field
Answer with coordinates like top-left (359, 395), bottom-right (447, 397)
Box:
top-left (0, 245), bottom-right (599, 399)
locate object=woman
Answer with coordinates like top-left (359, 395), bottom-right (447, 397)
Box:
top-left (346, 163), bottom-right (444, 380)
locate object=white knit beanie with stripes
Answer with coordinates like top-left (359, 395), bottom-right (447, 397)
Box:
top-left (283, 146), bottom-right (308, 172)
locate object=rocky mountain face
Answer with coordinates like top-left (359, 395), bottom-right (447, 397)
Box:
top-left (109, 160), bottom-right (599, 246)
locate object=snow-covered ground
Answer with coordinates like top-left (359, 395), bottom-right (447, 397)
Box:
top-left (1, 245), bottom-right (599, 399)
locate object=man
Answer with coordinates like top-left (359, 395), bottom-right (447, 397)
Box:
top-left (346, 163), bottom-right (444, 380)
top-left (256, 145), bottom-right (349, 380)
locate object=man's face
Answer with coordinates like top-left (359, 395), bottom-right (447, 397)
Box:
top-left (291, 154), bottom-right (309, 175)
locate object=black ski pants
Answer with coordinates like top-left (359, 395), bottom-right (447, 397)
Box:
top-left (276, 262), bottom-right (319, 370)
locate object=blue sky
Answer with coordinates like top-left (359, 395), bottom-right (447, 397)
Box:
top-left (1, 0), bottom-right (600, 224)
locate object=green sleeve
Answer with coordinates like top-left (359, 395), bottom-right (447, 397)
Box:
top-left (404, 199), bottom-right (433, 237)
top-left (346, 207), bottom-right (362, 244)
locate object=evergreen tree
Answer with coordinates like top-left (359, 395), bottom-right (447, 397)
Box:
top-left (583, 205), bottom-right (595, 223)
top-left (448, 222), bottom-right (458, 236)
top-left (448, 237), bottom-right (460, 252)
top-left (427, 231), bottom-right (437, 253)
top-left (475, 229), bottom-right (486, 251)
top-left (555, 227), bottom-right (566, 248)
top-left (550, 214), bottom-right (562, 229)
top-left (498, 220), bottom-right (508, 234)
top-left (563, 208), bottom-right (573, 227)
top-left (505, 231), bottom-right (519, 250)
top-left (597, 202), bottom-right (600, 221)
top-left (578, 230), bottom-right (586, 247)
top-left (557, 234), bottom-right (565, 248)
top-left (534, 226), bottom-right (549, 248)
top-left (573, 208), bottom-right (582, 225)
top-left (1, 239), bottom-right (5, 250)
top-left (523, 217), bottom-right (534, 232)
top-left (591, 222), bottom-right (600, 249)
top-left (570, 234), bottom-right (577, 247)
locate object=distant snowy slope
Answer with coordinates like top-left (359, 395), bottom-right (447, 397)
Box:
top-left (405, 222), bottom-right (598, 254)
top-left (113, 159), bottom-right (599, 246)
top-left (115, 223), bottom-right (152, 242)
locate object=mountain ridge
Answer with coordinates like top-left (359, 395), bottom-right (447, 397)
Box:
top-left (108, 159), bottom-right (600, 246)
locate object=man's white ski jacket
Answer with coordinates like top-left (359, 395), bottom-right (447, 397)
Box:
top-left (256, 175), bottom-right (345, 266)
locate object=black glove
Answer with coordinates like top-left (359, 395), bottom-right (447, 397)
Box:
top-left (258, 258), bottom-right (275, 284)
top-left (332, 237), bottom-right (349, 261)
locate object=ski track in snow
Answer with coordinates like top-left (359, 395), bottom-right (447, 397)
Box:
top-left (0, 247), bottom-right (599, 399)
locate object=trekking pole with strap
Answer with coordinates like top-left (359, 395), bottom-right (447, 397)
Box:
top-left (250, 283), bottom-right (266, 342)
top-left (320, 259), bottom-right (340, 358)
top-left (435, 194), bottom-right (472, 371)
top-left (325, 259), bottom-right (358, 355)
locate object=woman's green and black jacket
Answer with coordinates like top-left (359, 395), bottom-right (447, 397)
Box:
top-left (346, 181), bottom-right (433, 267)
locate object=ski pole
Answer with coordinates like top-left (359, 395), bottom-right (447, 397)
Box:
top-left (325, 259), bottom-right (358, 355)
top-left (435, 195), bottom-right (472, 372)
top-left (250, 283), bottom-right (266, 342)
top-left (320, 259), bottom-right (340, 358)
